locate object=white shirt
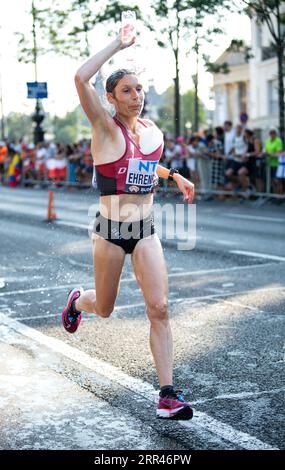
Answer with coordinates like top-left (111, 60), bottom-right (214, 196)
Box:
top-left (224, 129), bottom-right (236, 156)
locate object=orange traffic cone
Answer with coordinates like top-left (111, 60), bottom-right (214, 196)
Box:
top-left (47, 190), bottom-right (57, 221)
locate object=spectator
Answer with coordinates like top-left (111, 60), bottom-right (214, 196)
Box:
top-left (176, 136), bottom-right (190, 179)
top-left (187, 136), bottom-right (201, 186)
top-left (195, 135), bottom-right (209, 195)
top-left (0, 141), bottom-right (8, 184)
top-left (66, 144), bottom-right (80, 186)
top-left (35, 142), bottom-right (48, 181)
top-left (244, 129), bottom-right (262, 194)
top-left (223, 120), bottom-right (235, 159)
top-left (215, 126), bottom-right (224, 148)
top-left (265, 128), bottom-right (283, 194)
top-left (164, 138), bottom-right (176, 169)
top-left (22, 144), bottom-right (36, 184)
top-left (7, 145), bottom-right (21, 187)
top-left (54, 143), bottom-right (67, 184)
top-left (205, 134), bottom-right (225, 199)
top-left (171, 136), bottom-right (187, 175)
top-left (276, 152), bottom-right (285, 193)
top-left (225, 124), bottom-right (247, 191)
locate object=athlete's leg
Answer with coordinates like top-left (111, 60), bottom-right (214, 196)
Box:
top-left (75, 235), bottom-right (126, 318)
top-left (131, 234), bottom-right (172, 387)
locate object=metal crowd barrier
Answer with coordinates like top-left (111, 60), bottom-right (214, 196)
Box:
top-left (2, 154), bottom-right (284, 202)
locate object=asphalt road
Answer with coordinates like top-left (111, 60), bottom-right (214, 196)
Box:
top-left (0, 186), bottom-right (284, 451)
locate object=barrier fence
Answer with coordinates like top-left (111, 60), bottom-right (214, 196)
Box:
top-left (1, 155), bottom-right (284, 201)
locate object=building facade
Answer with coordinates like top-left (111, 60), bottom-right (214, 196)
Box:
top-left (212, 17), bottom-right (281, 139)
top-left (212, 50), bottom-right (249, 126)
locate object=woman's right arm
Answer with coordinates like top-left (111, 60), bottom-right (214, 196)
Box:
top-left (74, 35), bottom-right (134, 131)
top-left (74, 38), bottom-right (121, 130)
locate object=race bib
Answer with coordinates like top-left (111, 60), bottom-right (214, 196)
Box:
top-left (125, 159), bottom-right (158, 193)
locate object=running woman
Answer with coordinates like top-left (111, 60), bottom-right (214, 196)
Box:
top-left (61, 31), bottom-right (195, 420)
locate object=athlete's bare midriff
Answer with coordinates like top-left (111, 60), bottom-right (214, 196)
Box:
top-left (91, 118), bottom-right (160, 222)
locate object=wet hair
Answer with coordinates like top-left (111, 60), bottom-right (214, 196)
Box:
top-left (106, 69), bottom-right (136, 94)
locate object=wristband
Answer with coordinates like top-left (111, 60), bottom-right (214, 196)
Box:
top-left (168, 169), bottom-right (179, 180)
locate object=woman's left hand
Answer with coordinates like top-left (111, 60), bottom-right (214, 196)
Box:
top-left (175, 175), bottom-right (195, 204)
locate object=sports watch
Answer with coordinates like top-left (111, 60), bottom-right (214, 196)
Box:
top-left (168, 169), bottom-right (179, 180)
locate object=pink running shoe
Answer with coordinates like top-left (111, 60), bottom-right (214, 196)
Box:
top-left (61, 288), bottom-right (83, 334)
top-left (156, 390), bottom-right (193, 420)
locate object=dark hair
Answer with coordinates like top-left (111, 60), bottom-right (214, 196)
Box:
top-left (215, 126), bottom-right (224, 137)
top-left (189, 136), bottom-right (198, 144)
top-left (245, 129), bottom-right (253, 137)
top-left (106, 69), bottom-right (136, 94)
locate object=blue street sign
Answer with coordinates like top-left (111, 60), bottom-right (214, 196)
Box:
top-left (27, 82), bottom-right (48, 99)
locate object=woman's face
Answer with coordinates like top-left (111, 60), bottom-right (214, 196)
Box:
top-left (107, 74), bottom-right (144, 117)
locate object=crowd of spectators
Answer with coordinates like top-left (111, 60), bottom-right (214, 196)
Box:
top-left (0, 139), bottom-right (93, 188)
top-left (161, 122), bottom-right (285, 197)
top-left (0, 121), bottom-right (284, 196)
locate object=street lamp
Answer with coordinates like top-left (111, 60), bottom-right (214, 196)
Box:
top-left (31, 0), bottom-right (45, 144)
top-left (185, 121), bottom-right (192, 138)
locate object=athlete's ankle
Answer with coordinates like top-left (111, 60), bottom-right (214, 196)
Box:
top-left (71, 299), bottom-right (81, 316)
top-left (159, 384), bottom-right (174, 397)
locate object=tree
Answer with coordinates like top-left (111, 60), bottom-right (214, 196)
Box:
top-left (16, 1), bottom-right (143, 142)
top-left (238, 0), bottom-right (285, 142)
top-left (7, 113), bottom-right (34, 142)
top-left (52, 108), bottom-right (90, 143)
top-left (17, 0), bottom-right (143, 62)
top-left (156, 85), bottom-right (206, 135)
top-left (150, 0), bottom-right (230, 136)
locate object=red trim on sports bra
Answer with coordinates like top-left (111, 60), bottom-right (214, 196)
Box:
top-left (94, 116), bottom-right (163, 167)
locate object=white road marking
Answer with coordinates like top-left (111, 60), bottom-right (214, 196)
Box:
top-left (168, 262), bottom-right (276, 277)
top-left (0, 313), bottom-right (278, 450)
top-left (225, 213), bottom-right (285, 223)
top-left (65, 260), bottom-right (275, 277)
top-left (66, 257), bottom-right (92, 269)
top-left (56, 221), bottom-right (90, 230)
top-left (213, 240), bottom-right (239, 246)
top-left (192, 387), bottom-right (285, 405)
top-left (12, 285), bottom-right (285, 321)
top-left (0, 284), bottom-right (74, 297)
top-left (0, 262), bottom-right (277, 299)
top-left (230, 250), bottom-right (285, 262)
top-left (220, 299), bottom-right (264, 312)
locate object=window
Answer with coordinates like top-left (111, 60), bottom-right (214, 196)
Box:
top-left (256, 23), bottom-right (263, 49)
top-left (268, 79), bottom-right (279, 116)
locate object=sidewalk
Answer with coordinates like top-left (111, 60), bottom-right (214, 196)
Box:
top-left (0, 320), bottom-right (170, 450)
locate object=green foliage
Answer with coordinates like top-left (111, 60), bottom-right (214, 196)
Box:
top-left (17, 0), bottom-right (144, 62)
top-left (6, 107), bottom-right (91, 145)
top-left (53, 124), bottom-right (78, 144)
top-left (7, 113), bottom-right (34, 142)
top-left (52, 107), bottom-right (90, 143)
top-left (156, 85), bottom-right (206, 134)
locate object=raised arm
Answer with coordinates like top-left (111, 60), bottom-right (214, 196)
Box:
top-left (74, 34), bottom-right (135, 131)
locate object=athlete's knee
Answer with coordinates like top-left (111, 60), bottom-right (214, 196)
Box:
top-left (147, 300), bottom-right (168, 322)
top-left (95, 303), bottom-right (115, 318)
